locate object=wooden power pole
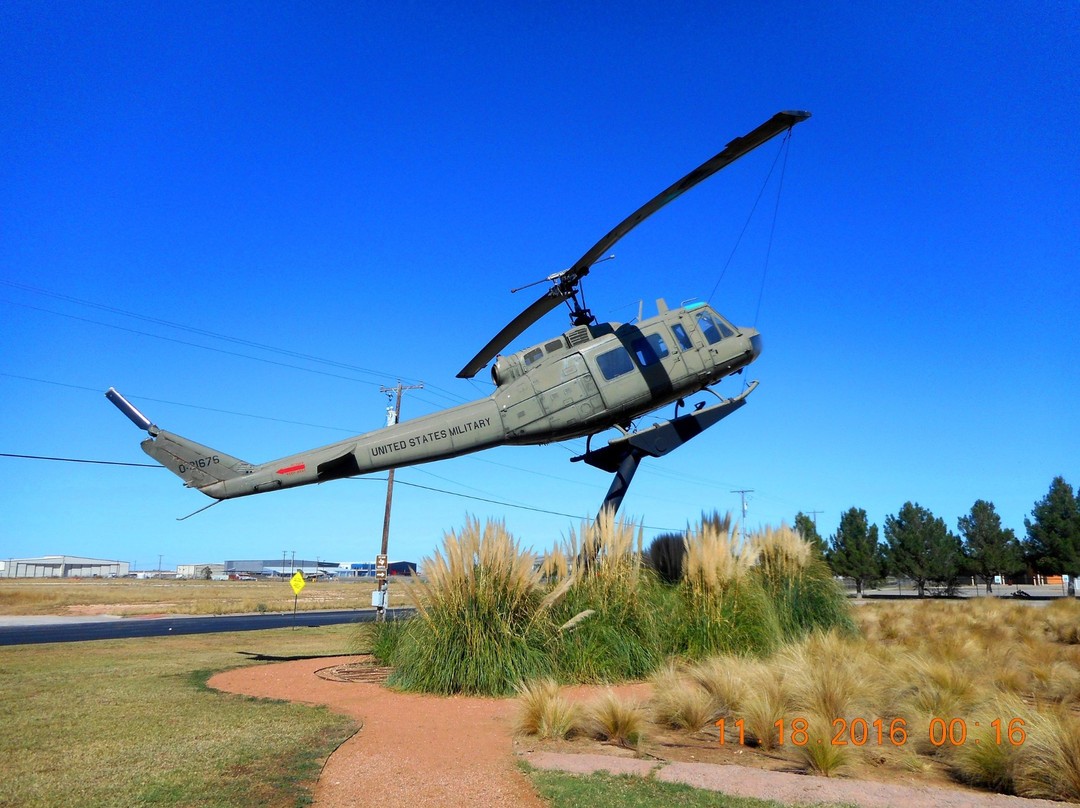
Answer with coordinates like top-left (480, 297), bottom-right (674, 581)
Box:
top-left (376, 380), bottom-right (422, 621)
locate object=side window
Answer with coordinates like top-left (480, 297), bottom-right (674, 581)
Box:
top-left (596, 347), bottom-right (635, 380)
top-left (523, 347), bottom-right (543, 366)
top-left (631, 333), bottom-right (669, 367)
top-left (671, 323), bottom-right (693, 350)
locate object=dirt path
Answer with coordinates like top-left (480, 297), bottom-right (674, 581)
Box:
top-left (210, 657), bottom-right (1074, 808)
top-left (209, 657), bottom-right (545, 808)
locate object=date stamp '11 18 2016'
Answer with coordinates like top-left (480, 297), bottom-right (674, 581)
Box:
top-left (716, 717), bottom-right (1027, 747)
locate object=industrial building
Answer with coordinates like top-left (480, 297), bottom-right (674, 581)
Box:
top-left (176, 563), bottom-right (226, 579)
top-left (0, 555), bottom-right (130, 578)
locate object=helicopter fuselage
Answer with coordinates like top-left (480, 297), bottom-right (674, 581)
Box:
top-left (124, 299), bottom-right (759, 500)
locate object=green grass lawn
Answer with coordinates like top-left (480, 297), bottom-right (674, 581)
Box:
top-left (0, 625), bottom-right (363, 808)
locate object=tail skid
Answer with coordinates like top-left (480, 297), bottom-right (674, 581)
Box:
top-left (106, 388), bottom-right (252, 497)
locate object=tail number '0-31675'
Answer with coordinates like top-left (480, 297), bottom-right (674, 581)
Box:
top-left (178, 456), bottom-right (220, 474)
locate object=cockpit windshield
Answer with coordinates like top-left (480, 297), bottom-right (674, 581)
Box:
top-left (696, 311), bottom-right (735, 344)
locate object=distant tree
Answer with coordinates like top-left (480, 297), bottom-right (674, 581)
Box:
top-left (646, 533), bottom-right (685, 584)
top-left (1023, 477), bottom-right (1080, 597)
top-left (200, 565), bottom-right (213, 581)
top-left (794, 512), bottom-right (827, 558)
top-left (958, 500), bottom-right (1020, 594)
top-left (885, 502), bottom-right (962, 597)
top-left (828, 507), bottom-right (880, 596)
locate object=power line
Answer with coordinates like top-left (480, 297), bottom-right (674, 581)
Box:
top-left (0, 372), bottom-right (363, 433)
top-left (0, 451), bottom-right (682, 531)
top-left (1, 280), bottom-right (471, 406)
top-left (0, 452), bottom-right (162, 468)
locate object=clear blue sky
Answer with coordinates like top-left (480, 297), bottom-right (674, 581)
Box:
top-left (2, 1), bottom-right (1077, 570)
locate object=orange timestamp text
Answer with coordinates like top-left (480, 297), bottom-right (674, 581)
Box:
top-left (715, 717), bottom-right (1027, 747)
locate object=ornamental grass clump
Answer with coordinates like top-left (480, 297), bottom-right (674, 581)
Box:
top-left (515, 678), bottom-right (581, 740)
top-left (386, 516), bottom-right (554, 695)
top-left (677, 511), bottom-right (780, 658)
top-left (550, 509), bottom-right (670, 682)
top-left (586, 690), bottom-right (647, 749)
top-left (751, 524), bottom-right (854, 640)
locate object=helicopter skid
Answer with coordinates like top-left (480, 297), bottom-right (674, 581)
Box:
top-left (572, 381), bottom-right (758, 474)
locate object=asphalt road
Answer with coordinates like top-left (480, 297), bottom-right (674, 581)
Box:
top-left (0, 607), bottom-right (413, 646)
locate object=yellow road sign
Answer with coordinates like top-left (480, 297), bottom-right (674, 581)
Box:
top-left (290, 571), bottom-right (306, 595)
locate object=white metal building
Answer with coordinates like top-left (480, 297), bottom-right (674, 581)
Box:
top-left (0, 556), bottom-right (130, 578)
top-left (176, 563), bottom-right (226, 579)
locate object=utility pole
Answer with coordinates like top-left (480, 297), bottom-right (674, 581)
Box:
top-left (731, 489), bottom-right (754, 551)
top-left (376, 380), bottom-right (423, 621)
top-left (807, 509), bottom-right (824, 526)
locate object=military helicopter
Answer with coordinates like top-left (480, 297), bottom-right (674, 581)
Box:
top-left (107, 110), bottom-right (809, 516)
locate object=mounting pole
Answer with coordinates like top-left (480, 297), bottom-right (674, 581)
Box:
top-left (376, 380), bottom-right (423, 621)
top-left (731, 489), bottom-right (754, 551)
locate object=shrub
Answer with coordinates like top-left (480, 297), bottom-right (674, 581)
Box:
top-left (677, 514), bottom-right (781, 658)
top-left (646, 532), bottom-right (685, 584)
top-left (751, 525), bottom-right (854, 641)
top-left (550, 510), bottom-right (671, 682)
top-left (385, 516), bottom-right (554, 695)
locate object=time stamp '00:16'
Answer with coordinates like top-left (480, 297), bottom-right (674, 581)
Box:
top-left (716, 717), bottom-right (1027, 747)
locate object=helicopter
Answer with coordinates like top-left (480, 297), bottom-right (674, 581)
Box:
top-left (107, 110), bottom-right (809, 516)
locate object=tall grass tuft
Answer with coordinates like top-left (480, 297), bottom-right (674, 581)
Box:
top-left (515, 678), bottom-right (580, 740)
top-left (1014, 707), bottom-right (1080, 800)
top-left (677, 512), bottom-right (780, 658)
top-left (790, 711), bottom-right (850, 776)
top-left (651, 662), bottom-right (720, 732)
top-left (386, 516), bottom-right (554, 695)
top-left (587, 690), bottom-right (646, 749)
top-left (550, 509), bottom-right (669, 682)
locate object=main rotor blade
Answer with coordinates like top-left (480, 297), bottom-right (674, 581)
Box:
top-left (457, 110), bottom-right (810, 379)
top-left (457, 289), bottom-right (566, 378)
top-left (565, 110), bottom-right (810, 284)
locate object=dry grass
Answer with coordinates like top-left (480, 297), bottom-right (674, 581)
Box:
top-left (643, 597), bottom-right (1080, 799)
top-left (682, 511), bottom-right (754, 594)
top-left (586, 690), bottom-right (647, 749)
top-left (0, 577), bottom-right (387, 616)
top-left (750, 524), bottom-right (813, 582)
top-left (515, 678), bottom-right (581, 740)
top-left (789, 711), bottom-right (851, 776)
top-left (651, 662), bottom-right (720, 732)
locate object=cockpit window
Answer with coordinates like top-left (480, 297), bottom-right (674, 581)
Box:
top-left (596, 346), bottom-right (635, 380)
top-left (696, 312), bottom-right (734, 345)
top-left (523, 347), bottom-right (543, 366)
top-left (631, 333), bottom-right (669, 367)
top-left (671, 323), bottom-right (693, 350)
top-left (696, 313), bottom-right (722, 344)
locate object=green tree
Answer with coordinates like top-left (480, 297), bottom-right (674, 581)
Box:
top-left (794, 512), bottom-right (827, 558)
top-left (957, 499), bottom-right (1020, 594)
top-left (828, 507), bottom-right (880, 596)
top-left (1023, 476), bottom-right (1080, 597)
top-left (884, 502), bottom-right (962, 597)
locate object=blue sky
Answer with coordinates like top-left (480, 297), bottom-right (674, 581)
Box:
top-left (2, 1), bottom-right (1077, 570)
